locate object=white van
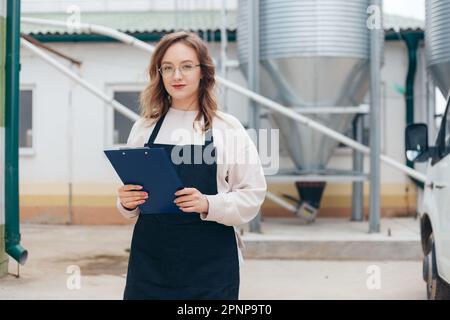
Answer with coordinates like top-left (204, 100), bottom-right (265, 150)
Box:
top-left (405, 93), bottom-right (450, 300)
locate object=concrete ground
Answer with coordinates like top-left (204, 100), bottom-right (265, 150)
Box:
top-left (242, 217), bottom-right (422, 260)
top-left (0, 219), bottom-right (426, 300)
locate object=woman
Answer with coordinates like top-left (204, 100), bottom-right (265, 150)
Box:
top-left (117, 31), bottom-right (267, 300)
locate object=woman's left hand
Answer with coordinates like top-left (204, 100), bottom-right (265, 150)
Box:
top-left (174, 187), bottom-right (209, 214)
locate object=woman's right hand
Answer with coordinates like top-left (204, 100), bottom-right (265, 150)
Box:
top-left (118, 185), bottom-right (148, 210)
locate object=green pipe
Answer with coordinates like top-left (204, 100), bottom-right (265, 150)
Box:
top-left (402, 32), bottom-right (425, 189)
top-left (5, 0), bottom-right (27, 265)
top-left (386, 31), bottom-right (425, 189)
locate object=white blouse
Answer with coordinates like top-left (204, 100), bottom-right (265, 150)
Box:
top-left (116, 107), bottom-right (267, 266)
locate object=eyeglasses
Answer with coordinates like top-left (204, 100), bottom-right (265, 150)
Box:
top-left (158, 63), bottom-right (201, 78)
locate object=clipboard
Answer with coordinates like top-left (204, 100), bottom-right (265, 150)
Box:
top-left (104, 147), bottom-right (184, 214)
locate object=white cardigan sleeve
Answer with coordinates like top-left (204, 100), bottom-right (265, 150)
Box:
top-left (116, 119), bottom-right (141, 219)
top-left (201, 118), bottom-right (267, 226)
top-left (117, 197), bottom-right (140, 219)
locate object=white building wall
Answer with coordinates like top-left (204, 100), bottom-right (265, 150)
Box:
top-left (19, 41), bottom-right (248, 190)
top-left (19, 37), bottom-right (424, 219)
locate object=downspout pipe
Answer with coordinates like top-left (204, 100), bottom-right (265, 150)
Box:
top-left (402, 32), bottom-right (425, 190)
top-left (386, 31), bottom-right (425, 189)
top-left (5, 0), bottom-right (27, 265)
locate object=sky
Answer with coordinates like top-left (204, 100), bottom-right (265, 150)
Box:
top-left (383, 0), bottom-right (425, 20)
top-left (22, 0), bottom-right (428, 19)
top-left (22, 0), bottom-right (427, 20)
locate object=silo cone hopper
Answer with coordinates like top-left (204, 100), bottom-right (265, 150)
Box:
top-left (426, 0), bottom-right (450, 97)
top-left (238, 0), bottom-right (375, 221)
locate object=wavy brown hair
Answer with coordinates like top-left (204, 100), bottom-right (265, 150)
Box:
top-left (139, 31), bottom-right (220, 132)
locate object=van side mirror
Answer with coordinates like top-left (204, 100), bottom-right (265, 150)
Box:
top-left (405, 123), bottom-right (429, 162)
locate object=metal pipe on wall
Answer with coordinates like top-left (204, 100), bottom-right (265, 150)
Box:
top-left (351, 115), bottom-right (364, 221)
top-left (247, 0), bottom-right (261, 233)
top-left (369, 0), bottom-right (382, 233)
top-left (5, 0), bottom-right (28, 265)
top-left (220, 0), bottom-right (228, 112)
top-left (21, 38), bottom-right (140, 122)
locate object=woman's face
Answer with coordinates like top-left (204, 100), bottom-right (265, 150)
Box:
top-left (160, 42), bottom-right (202, 107)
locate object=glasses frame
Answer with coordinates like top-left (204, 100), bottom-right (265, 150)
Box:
top-left (158, 63), bottom-right (201, 78)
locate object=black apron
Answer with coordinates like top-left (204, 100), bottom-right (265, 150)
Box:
top-left (123, 111), bottom-right (240, 300)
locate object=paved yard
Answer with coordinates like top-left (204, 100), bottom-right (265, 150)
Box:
top-left (0, 224), bottom-right (425, 300)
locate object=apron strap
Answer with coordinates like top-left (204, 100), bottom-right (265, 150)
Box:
top-left (205, 126), bottom-right (214, 145)
top-left (145, 111), bottom-right (168, 147)
top-left (145, 109), bottom-right (214, 147)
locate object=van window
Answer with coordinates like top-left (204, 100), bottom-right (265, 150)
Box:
top-left (445, 106), bottom-right (450, 156)
top-left (433, 98), bottom-right (450, 164)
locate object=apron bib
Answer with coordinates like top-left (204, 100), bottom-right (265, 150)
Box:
top-left (123, 111), bottom-right (240, 300)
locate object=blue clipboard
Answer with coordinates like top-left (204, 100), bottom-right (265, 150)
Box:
top-left (104, 147), bottom-right (184, 214)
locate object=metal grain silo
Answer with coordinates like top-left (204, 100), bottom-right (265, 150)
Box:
top-left (425, 0), bottom-right (450, 96)
top-left (237, 0), bottom-right (376, 217)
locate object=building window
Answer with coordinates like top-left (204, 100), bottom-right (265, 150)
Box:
top-left (113, 91), bottom-right (140, 145)
top-left (20, 90), bottom-right (33, 149)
